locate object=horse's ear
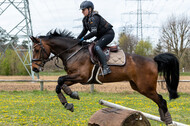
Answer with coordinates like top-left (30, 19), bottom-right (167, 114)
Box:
top-left (30, 36), bottom-right (39, 43)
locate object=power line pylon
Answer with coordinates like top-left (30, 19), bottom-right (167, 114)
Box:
top-left (122, 0), bottom-right (158, 41)
top-left (0, 0), bottom-right (34, 79)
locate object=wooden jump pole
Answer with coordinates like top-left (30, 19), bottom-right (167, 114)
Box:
top-left (99, 99), bottom-right (188, 126)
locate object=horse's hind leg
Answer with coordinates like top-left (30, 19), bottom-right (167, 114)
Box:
top-left (140, 89), bottom-right (173, 125)
top-left (157, 94), bottom-right (173, 125)
top-left (129, 80), bottom-right (139, 92)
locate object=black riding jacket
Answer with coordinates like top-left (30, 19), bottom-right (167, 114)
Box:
top-left (77, 12), bottom-right (113, 40)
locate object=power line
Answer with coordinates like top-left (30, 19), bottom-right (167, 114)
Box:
top-left (122, 0), bottom-right (159, 41)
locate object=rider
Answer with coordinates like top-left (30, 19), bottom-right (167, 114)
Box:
top-left (77, 1), bottom-right (115, 76)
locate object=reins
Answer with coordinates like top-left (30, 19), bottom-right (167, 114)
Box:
top-left (47, 42), bottom-right (80, 62)
top-left (32, 39), bottom-right (86, 69)
top-left (53, 43), bottom-right (88, 69)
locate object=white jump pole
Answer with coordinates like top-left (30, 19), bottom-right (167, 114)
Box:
top-left (99, 99), bottom-right (188, 126)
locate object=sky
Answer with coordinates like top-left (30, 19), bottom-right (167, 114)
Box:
top-left (0, 0), bottom-right (190, 46)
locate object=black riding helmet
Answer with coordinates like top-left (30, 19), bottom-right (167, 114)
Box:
top-left (80, 1), bottom-right (94, 10)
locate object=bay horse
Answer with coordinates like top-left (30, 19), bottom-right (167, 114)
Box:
top-left (31, 30), bottom-right (179, 125)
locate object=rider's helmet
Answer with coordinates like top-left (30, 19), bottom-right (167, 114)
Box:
top-left (80, 1), bottom-right (94, 10)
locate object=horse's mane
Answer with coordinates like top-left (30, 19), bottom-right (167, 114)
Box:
top-left (39, 29), bottom-right (75, 39)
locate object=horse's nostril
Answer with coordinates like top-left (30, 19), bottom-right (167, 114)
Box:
top-left (33, 68), bottom-right (39, 73)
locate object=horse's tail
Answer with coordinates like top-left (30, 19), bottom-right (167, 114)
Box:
top-left (154, 53), bottom-right (179, 100)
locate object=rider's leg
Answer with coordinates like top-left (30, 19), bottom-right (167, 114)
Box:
top-left (96, 29), bottom-right (115, 48)
top-left (94, 29), bottom-right (115, 75)
top-left (94, 45), bottom-right (111, 75)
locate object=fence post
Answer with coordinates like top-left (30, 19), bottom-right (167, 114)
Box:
top-left (40, 81), bottom-right (44, 91)
top-left (36, 73), bottom-right (43, 91)
top-left (90, 84), bottom-right (94, 93)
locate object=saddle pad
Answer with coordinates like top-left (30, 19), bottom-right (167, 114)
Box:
top-left (107, 49), bottom-right (126, 66)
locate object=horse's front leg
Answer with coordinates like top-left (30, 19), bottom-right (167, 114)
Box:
top-left (58, 75), bottom-right (80, 99)
top-left (55, 75), bottom-right (80, 112)
top-left (57, 92), bottom-right (74, 112)
top-left (62, 84), bottom-right (80, 100)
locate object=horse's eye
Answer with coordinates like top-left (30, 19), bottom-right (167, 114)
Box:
top-left (35, 50), bottom-right (39, 53)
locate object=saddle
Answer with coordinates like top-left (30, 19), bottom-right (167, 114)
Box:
top-left (85, 42), bottom-right (126, 84)
top-left (88, 42), bottom-right (126, 66)
top-left (83, 42), bottom-right (126, 84)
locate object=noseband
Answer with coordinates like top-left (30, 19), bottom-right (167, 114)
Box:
top-left (32, 39), bottom-right (49, 68)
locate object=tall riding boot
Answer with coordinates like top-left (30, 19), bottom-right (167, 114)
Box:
top-left (94, 46), bottom-right (111, 75)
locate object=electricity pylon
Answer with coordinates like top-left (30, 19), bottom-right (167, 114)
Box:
top-left (0, 0), bottom-right (34, 79)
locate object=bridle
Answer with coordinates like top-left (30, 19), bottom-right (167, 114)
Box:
top-left (32, 39), bottom-right (49, 68)
top-left (32, 39), bottom-right (83, 69)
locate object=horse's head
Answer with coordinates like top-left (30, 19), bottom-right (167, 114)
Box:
top-left (30, 36), bottom-right (51, 73)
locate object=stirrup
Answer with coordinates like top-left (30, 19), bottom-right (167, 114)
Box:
top-left (99, 66), bottom-right (111, 76)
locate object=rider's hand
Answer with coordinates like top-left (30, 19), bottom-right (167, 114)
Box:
top-left (79, 37), bottom-right (84, 44)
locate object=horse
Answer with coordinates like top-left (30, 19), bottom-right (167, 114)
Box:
top-left (31, 29), bottom-right (179, 125)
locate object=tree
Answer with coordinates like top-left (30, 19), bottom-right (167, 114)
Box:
top-left (180, 48), bottom-right (190, 71)
top-left (153, 41), bottom-right (164, 56)
top-left (0, 27), bottom-right (8, 44)
top-left (21, 40), bottom-right (29, 49)
top-left (119, 32), bottom-right (137, 53)
top-left (160, 15), bottom-right (190, 61)
top-left (135, 40), bottom-right (153, 56)
top-left (0, 27), bottom-right (9, 52)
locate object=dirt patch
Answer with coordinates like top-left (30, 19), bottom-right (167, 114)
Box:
top-left (0, 76), bottom-right (190, 93)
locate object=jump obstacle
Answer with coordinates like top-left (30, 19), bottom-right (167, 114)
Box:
top-left (97, 99), bottom-right (188, 126)
top-left (88, 107), bottom-right (151, 126)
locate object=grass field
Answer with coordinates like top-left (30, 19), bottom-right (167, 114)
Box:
top-left (180, 72), bottom-right (190, 76)
top-left (39, 70), bottom-right (66, 76)
top-left (0, 91), bottom-right (189, 126)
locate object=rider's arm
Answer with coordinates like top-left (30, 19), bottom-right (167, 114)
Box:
top-left (77, 19), bottom-right (88, 39)
top-left (83, 15), bottom-right (99, 40)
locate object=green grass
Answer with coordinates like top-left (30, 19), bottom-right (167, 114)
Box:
top-left (38, 70), bottom-right (66, 76)
top-left (0, 91), bottom-right (189, 126)
top-left (180, 72), bottom-right (190, 76)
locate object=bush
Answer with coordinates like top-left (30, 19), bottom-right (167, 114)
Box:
top-left (0, 49), bottom-right (29, 75)
top-left (135, 40), bottom-right (153, 57)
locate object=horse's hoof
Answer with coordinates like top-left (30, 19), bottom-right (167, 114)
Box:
top-left (164, 111), bottom-right (172, 125)
top-left (70, 91), bottom-right (80, 100)
top-left (64, 103), bottom-right (74, 112)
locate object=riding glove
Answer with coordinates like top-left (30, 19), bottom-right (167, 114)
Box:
top-left (79, 37), bottom-right (84, 44)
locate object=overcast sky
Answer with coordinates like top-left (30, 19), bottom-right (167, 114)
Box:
top-left (0, 0), bottom-right (190, 46)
